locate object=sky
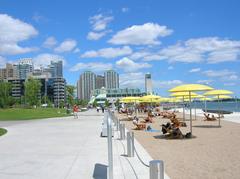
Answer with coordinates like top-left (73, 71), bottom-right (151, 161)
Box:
top-left (0, 0), bottom-right (240, 97)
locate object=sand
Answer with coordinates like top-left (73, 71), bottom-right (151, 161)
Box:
top-left (117, 112), bottom-right (240, 179)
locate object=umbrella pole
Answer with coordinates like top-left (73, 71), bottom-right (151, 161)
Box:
top-left (189, 91), bottom-right (192, 134)
top-left (204, 98), bottom-right (207, 112)
top-left (194, 100), bottom-right (196, 120)
top-left (218, 95), bottom-right (220, 127)
top-left (183, 96), bottom-right (185, 121)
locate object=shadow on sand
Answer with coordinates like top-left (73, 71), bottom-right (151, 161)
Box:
top-left (153, 134), bottom-right (197, 140)
top-left (193, 125), bottom-right (221, 128)
top-left (92, 163), bottom-right (107, 179)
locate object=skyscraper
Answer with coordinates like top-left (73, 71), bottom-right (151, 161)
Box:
top-left (96, 75), bottom-right (105, 89)
top-left (145, 73), bottom-right (152, 94)
top-left (18, 58), bottom-right (33, 79)
top-left (77, 71), bottom-right (96, 100)
top-left (44, 60), bottom-right (63, 78)
top-left (104, 70), bottom-right (119, 89)
top-left (0, 63), bottom-right (19, 80)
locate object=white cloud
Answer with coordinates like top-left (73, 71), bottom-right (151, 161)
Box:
top-left (120, 72), bottom-right (145, 88)
top-left (0, 56), bottom-right (7, 68)
top-left (69, 62), bottom-right (112, 72)
top-left (81, 46), bottom-right (132, 58)
top-left (229, 75), bottom-right (238, 80)
top-left (73, 48), bottom-right (80, 53)
top-left (121, 7), bottom-right (129, 13)
top-left (87, 31), bottom-right (110, 40)
top-left (108, 23), bottom-right (173, 45)
top-left (54, 39), bottom-right (77, 53)
top-left (168, 66), bottom-right (174, 70)
top-left (202, 69), bottom-right (236, 78)
top-left (197, 79), bottom-right (213, 85)
top-left (32, 13), bottom-right (48, 23)
top-left (144, 37), bottom-right (240, 63)
top-left (0, 14), bottom-right (38, 55)
top-left (43, 36), bottom-right (57, 48)
top-left (129, 51), bottom-right (151, 60)
top-left (202, 69), bottom-right (238, 81)
top-left (116, 57), bottom-right (151, 72)
top-left (224, 83), bottom-right (236, 86)
top-left (33, 53), bottom-right (66, 69)
top-left (153, 80), bottom-right (183, 88)
top-left (189, 68), bottom-right (201, 73)
top-left (89, 14), bottom-right (113, 31)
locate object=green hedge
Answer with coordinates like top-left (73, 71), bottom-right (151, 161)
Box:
top-left (0, 128), bottom-right (7, 136)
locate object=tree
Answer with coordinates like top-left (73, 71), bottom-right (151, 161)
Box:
top-left (75, 99), bottom-right (89, 107)
top-left (66, 85), bottom-right (75, 107)
top-left (41, 95), bottom-right (52, 107)
top-left (24, 78), bottom-right (42, 107)
top-left (0, 81), bottom-right (14, 108)
top-left (93, 99), bottom-right (97, 107)
top-left (105, 100), bottom-right (110, 107)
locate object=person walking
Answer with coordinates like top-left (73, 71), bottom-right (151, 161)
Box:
top-left (73, 105), bottom-right (79, 119)
top-left (101, 106), bottom-right (105, 113)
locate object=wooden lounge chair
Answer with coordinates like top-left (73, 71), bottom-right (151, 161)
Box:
top-left (169, 116), bottom-right (187, 127)
top-left (133, 121), bottom-right (146, 130)
top-left (204, 113), bottom-right (217, 121)
top-left (144, 116), bottom-right (153, 123)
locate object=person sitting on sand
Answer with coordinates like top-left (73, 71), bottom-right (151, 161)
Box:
top-left (133, 118), bottom-right (146, 130)
top-left (162, 122), bottom-right (172, 134)
top-left (168, 128), bottom-right (184, 139)
top-left (204, 113), bottom-right (217, 121)
top-left (170, 115), bottom-right (187, 127)
top-left (144, 116), bottom-right (153, 123)
top-left (211, 114), bottom-right (217, 121)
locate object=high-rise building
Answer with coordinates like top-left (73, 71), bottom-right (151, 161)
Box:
top-left (18, 58), bottom-right (33, 79)
top-left (44, 60), bottom-right (63, 78)
top-left (104, 70), bottom-right (119, 89)
top-left (0, 63), bottom-right (19, 80)
top-left (96, 75), bottom-right (105, 89)
top-left (77, 71), bottom-right (96, 100)
top-left (145, 73), bottom-right (152, 94)
top-left (53, 77), bottom-right (66, 107)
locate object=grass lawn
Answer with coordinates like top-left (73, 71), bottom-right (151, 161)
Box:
top-left (0, 128), bottom-right (7, 136)
top-left (0, 108), bottom-right (71, 121)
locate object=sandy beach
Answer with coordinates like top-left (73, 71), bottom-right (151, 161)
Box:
top-left (117, 110), bottom-right (240, 179)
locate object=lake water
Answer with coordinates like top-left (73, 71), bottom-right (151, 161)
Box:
top-left (190, 101), bottom-right (240, 112)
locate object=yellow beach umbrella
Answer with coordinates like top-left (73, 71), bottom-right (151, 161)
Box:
top-left (170, 91), bottom-right (198, 97)
top-left (121, 96), bottom-right (140, 103)
top-left (169, 84), bottom-right (214, 135)
top-left (213, 95), bottom-right (232, 99)
top-left (141, 95), bottom-right (161, 100)
top-left (204, 90), bottom-right (233, 126)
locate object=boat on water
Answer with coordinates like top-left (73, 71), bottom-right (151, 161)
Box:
top-left (202, 109), bottom-right (233, 114)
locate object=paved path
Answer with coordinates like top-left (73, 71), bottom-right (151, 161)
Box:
top-left (0, 110), bottom-right (168, 179)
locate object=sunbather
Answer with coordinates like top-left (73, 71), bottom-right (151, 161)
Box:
top-left (204, 113), bottom-right (217, 121)
top-left (133, 119), bottom-right (146, 130)
top-left (170, 115), bottom-right (187, 127)
top-left (144, 116), bottom-right (153, 123)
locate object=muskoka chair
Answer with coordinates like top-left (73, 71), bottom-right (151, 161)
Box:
top-left (133, 120), bottom-right (146, 130)
top-left (144, 116), bottom-right (154, 123)
top-left (161, 123), bottom-right (184, 139)
top-left (204, 113), bottom-right (217, 121)
top-left (169, 116), bottom-right (187, 127)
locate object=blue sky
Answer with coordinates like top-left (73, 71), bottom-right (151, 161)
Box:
top-left (0, 0), bottom-right (240, 96)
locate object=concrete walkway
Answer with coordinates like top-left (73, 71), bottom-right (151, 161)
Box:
top-left (0, 110), bottom-right (168, 179)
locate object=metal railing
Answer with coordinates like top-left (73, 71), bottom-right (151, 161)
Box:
top-left (107, 110), bottom-right (165, 179)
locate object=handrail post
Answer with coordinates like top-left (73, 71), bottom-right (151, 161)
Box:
top-left (150, 160), bottom-right (164, 179)
top-left (127, 131), bottom-right (134, 157)
top-left (107, 111), bottom-right (113, 179)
